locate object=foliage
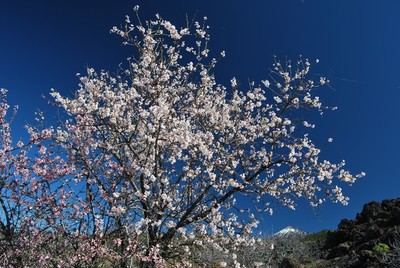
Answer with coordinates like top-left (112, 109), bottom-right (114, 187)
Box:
top-left (0, 5), bottom-right (364, 267)
top-left (302, 229), bottom-right (330, 243)
top-left (373, 243), bottom-right (390, 254)
top-left (378, 230), bottom-right (400, 267)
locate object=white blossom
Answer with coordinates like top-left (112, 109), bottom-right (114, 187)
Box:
top-left (231, 77), bottom-right (237, 87)
top-left (45, 9), bottom-right (365, 266)
top-left (262, 80), bottom-right (270, 87)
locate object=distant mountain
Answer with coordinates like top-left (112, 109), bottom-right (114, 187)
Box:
top-left (273, 226), bottom-right (308, 237)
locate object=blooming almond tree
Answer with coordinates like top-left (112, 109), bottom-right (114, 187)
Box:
top-left (0, 89), bottom-right (123, 267)
top-left (0, 89), bottom-right (57, 266)
top-left (48, 6), bottom-right (364, 267)
top-left (0, 89), bottom-right (76, 266)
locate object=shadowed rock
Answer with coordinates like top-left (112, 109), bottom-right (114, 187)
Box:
top-left (323, 198), bottom-right (400, 267)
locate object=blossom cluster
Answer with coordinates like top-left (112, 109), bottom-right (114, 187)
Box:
top-left (0, 6), bottom-right (364, 267)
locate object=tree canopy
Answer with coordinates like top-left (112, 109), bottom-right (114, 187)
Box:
top-left (0, 7), bottom-right (363, 267)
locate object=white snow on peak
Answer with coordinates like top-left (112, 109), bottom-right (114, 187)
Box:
top-left (274, 226), bottom-right (305, 236)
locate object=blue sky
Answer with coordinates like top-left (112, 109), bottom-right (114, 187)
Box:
top-left (1, 0), bottom-right (400, 234)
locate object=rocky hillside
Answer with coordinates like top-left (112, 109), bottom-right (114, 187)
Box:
top-left (253, 198), bottom-right (400, 267)
top-left (321, 198), bottom-right (400, 267)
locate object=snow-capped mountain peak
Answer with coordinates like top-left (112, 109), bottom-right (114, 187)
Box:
top-left (274, 226), bottom-right (307, 237)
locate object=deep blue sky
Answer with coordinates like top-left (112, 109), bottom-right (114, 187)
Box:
top-left (1, 0), bottom-right (400, 234)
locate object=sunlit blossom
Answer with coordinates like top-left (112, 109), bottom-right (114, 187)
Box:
top-left (0, 6), bottom-right (365, 267)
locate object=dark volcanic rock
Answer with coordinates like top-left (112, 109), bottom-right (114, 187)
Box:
top-left (323, 198), bottom-right (400, 267)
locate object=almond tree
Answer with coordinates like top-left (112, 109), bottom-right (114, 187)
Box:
top-left (0, 89), bottom-right (123, 267)
top-left (0, 89), bottom-right (73, 266)
top-left (46, 6), bottom-right (364, 267)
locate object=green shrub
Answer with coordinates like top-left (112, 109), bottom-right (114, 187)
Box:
top-left (373, 243), bottom-right (390, 254)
